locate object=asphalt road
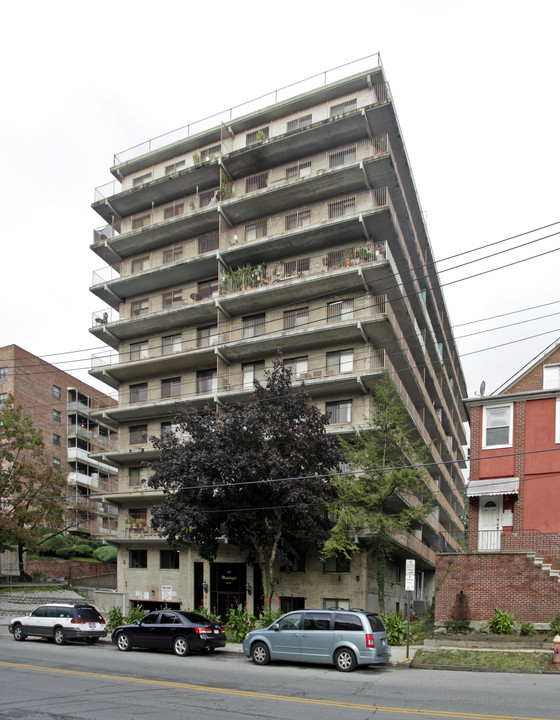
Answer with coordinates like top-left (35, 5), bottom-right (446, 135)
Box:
top-left (0, 633), bottom-right (558, 720)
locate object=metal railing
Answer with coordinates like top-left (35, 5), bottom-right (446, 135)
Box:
top-left (111, 54), bottom-right (383, 166)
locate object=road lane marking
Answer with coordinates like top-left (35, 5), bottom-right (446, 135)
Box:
top-left (0, 661), bottom-right (554, 720)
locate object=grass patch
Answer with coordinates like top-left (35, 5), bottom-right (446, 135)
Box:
top-left (413, 649), bottom-right (560, 673)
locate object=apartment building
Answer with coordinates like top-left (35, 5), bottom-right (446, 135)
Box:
top-left (89, 55), bottom-right (468, 616)
top-left (0, 344), bottom-right (119, 539)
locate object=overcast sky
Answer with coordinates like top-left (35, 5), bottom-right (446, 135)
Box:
top-left (1, 0), bottom-right (559, 404)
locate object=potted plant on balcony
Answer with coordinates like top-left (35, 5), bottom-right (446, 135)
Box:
top-left (344, 249), bottom-right (353, 267)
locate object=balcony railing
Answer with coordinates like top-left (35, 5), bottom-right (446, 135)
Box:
top-left (110, 54), bottom-right (384, 166)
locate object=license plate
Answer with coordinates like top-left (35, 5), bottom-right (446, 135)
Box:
top-left (381, 639), bottom-right (386, 645)
top-left (213, 629), bottom-right (220, 634)
top-left (89, 623), bottom-right (96, 629)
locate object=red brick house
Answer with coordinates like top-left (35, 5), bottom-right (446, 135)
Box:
top-left (436, 339), bottom-right (560, 625)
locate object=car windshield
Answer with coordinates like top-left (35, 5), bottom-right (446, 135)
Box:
top-left (176, 612), bottom-right (215, 625)
top-left (75, 607), bottom-right (102, 621)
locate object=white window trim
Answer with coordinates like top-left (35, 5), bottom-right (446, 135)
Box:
top-left (482, 403), bottom-right (513, 449)
top-left (555, 398), bottom-right (560, 444)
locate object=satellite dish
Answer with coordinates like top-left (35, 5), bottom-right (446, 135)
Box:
top-left (479, 381), bottom-right (486, 396)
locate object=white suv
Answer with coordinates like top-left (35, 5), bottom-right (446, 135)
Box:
top-left (9, 603), bottom-right (107, 645)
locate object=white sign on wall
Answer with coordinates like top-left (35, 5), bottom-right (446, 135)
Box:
top-left (162, 585), bottom-right (173, 602)
top-left (405, 559), bottom-right (415, 592)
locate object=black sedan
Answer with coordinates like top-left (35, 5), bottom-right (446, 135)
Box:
top-left (111, 610), bottom-right (226, 656)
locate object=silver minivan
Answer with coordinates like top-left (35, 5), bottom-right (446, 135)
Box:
top-left (243, 609), bottom-right (391, 672)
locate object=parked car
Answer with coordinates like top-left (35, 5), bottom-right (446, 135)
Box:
top-left (111, 609), bottom-right (226, 656)
top-left (9, 603), bottom-right (107, 645)
top-left (243, 608), bottom-right (391, 672)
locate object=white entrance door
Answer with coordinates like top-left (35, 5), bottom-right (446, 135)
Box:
top-left (478, 497), bottom-right (502, 550)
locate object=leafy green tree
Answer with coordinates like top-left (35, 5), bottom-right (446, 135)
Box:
top-left (0, 396), bottom-right (66, 575)
top-left (149, 359), bottom-right (345, 604)
top-left (322, 374), bottom-right (433, 611)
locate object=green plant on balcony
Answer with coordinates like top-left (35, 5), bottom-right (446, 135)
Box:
top-left (192, 151), bottom-right (201, 164)
top-left (357, 246), bottom-right (369, 262)
top-left (255, 129), bottom-right (266, 143)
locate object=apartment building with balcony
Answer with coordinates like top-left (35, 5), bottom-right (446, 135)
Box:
top-left (89, 55), bottom-right (468, 616)
top-left (0, 345), bottom-right (119, 539)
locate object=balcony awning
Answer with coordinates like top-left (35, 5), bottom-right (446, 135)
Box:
top-left (467, 477), bottom-right (519, 497)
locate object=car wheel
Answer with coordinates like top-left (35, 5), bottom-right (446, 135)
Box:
top-left (53, 627), bottom-right (66, 646)
top-left (173, 636), bottom-right (190, 657)
top-left (13, 624), bottom-right (26, 642)
top-left (116, 633), bottom-right (131, 652)
top-left (251, 642), bottom-right (270, 666)
top-left (334, 647), bottom-right (357, 672)
top-left (85, 638), bottom-right (98, 645)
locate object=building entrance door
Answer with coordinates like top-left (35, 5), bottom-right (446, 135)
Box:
top-left (478, 496), bottom-right (502, 550)
top-left (210, 563), bottom-right (247, 619)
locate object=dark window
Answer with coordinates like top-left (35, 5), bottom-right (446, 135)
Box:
top-left (303, 612), bottom-right (331, 631)
top-left (330, 98), bottom-right (357, 117)
top-left (198, 232), bottom-right (219, 254)
top-left (197, 325), bottom-right (218, 347)
top-left (160, 550), bottom-right (180, 569)
top-left (129, 550), bottom-right (148, 569)
top-left (131, 298), bottom-right (149, 316)
top-left (283, 307), bottom-right (309, 330)
top-left (129, 425), bottom-right (147, 445)
top-left (0, 367), bottom-right (8, 379)
top-left (198, 278), bottom-right (218, 299)
top-left (53, 409), bottom-right (61, 423)
top-left (53, 385), bottom-right (61, 399)
top-left (334, 613), bottom-right (362, 631)
top-left (283, 258), bottom-right (310, 277)
top-left (287, 114), bottom-right (312, 132)
top-left (197, 369), bottom-right (217, 394)
top-left (328, 196), bottom-right (356, 219)
top-left (163, 289), bottom-right (183, 308)
top-left (246, 127), bottom-right (269, 146)
top-left (324, 556), bottom-right (351, 572)
top-left (161, 377), bottom-right (181, 399)
top-left (53, 433), bottom-right (61, 446)
top-left (130, 383), bottom-right (148, 403)
top-left (245, 172), bottom-right (268, 193)
top-left (366, 613), bottom-right (386, 632)
top-left (243, 314), bottom-right (265, 338)
top-left (329, 145), bottom-right (357, 168)
top-left (163, 246), bottom-right (183, 264)
top-left (325, 400), bottom-right (352, 424)
top-left (245, 220), bottom-right (267, 241)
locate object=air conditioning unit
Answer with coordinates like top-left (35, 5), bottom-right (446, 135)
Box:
top-left (313, 370), bottom-right (322, 377)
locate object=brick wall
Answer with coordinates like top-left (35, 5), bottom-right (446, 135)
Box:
top-left (435, 552), bottom-right (560, 623)
top-left (26, 558), bottom-right (116, 583)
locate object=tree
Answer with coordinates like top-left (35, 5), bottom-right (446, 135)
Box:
top-left (321, 374), bottom-right (433, 611)
top-left (0, 396), bottom-right (67, 575)
top-left (149, 359), bottom-right (345, 605)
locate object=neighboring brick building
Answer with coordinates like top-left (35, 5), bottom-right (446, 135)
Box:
top-left (436, 338), bottom-right (560, 625)
top-left (0, 344), bottom-right (119, 544)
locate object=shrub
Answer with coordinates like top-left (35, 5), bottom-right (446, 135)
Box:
top-left (56, 546), bottom-right (75, 559)
top-left (226, 603), bottom-right (256, 643)
top-left (520, 622), bottom-right (535, 636)
top-left (196, 606), bottom-right (222, 625)
top-left (548, 612), bottom-right (560, 636)
top-left (257, 600), bottom-right (283, 628)
top-left (488, 607), bottom-right (515, 635)
top-left (73, 544), bottom-right (93, 557)
top-left (106, 606), bottom-right (124, 631)
top-left (42, 534), bottom-right (70, 554)
top-left (93, 545), bottom-right (117, 563)
top-left (381, 612), bottom-right (407, 646)
top-left (126, 604), bottom-right (146, 624)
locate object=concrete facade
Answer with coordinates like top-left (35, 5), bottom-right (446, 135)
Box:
top-left (88, 56), bottom-right (467, 616)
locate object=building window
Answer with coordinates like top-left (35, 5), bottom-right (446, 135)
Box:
top-left (160, 550), bottom-right (180, 570)
top-left (163, 289), bottom-right (183, 308)
top-left (163, 201), bottom-right (185, 219)
top-left (199, 188), bottom-right (219, 208)
top-left (246, 127), bottom-right (269, 146)
top-left (129, 425), bottom-right (148, 445)
top-left (326, 400), bottom-right (352, 424)
top-left (245, 171), bottom-right (268, 193)
top-left (285, 209), bottom-right (311, 230)
top-left (283, 258), bottom-right (310, 277)
top-left (287, 114), bottom-right (312, 132)
top-left (161, 377), bottom-right (181, 399)
top-left (53, 433), bottom-right (61, 447)
top-left (131, 256), bottom-right (150, 273)
top-left (131, 213), bottom-right (151, 230)
top-left (0, 393), bottom-right (7, 405)
top-left (130, 383), bottom-right (148, 403)
top-left (132, 172), bottom-right (152, 187)
top-left (197, 369), bottom-right (217, 394)
top-left (286, 160), bottom-right (311, 180)
top-left (161, 422), bottom-right (182, 440)
top-left (284, 357), bottom-right (308, 379)
top-left (165, 160), bottom-right (185, 175)
top-left (198, 278), bottom-right (218, 299)
top-left (543, 364), bottom-right (560, 390)
top-left (328, 196), bottom-right (356, 219)
top-left (52, 385), bottom-right (61, 400)
top-left (130, 341), bottom-right (149, 361)
top-left (323, 556), bottom-right (351, 572)
top-left (323, 598), bottom-right (350, 610)
top-left (131, 298), bottom-right (149, 316)
top-left (329, 145), bottom-right (357, 168)
top-left (243, 314), bottom-right (265, 339)
top-left (53, 457), bottom-right (61, 470)
top-left (330, 98), bottom-right (357, 117)
top-left (200, 144), bottom-right (221, 161)
top-left (198, 232), bottom-right (219, 254)
top-left (53, 409), bottom-right (61, 423)
top-left (280, 551), bottom-right (306, 573)
top-left (283, 307), bottom-right (309, 330)
top-left (327, 299), bottom-right (354, 322)
top-left (245, 220), bottom-right (267, 241)
top-left (0, 367), bottom-right (7, 379)
top-left (129, 549), bottom-right (148, 569)
top-left (163, 246), bottom-right (183, 264)
top-left (327, 350), bottom-right (354, 374)
top-left (243, 361), bottom-right (265, 389)
top-left (162, 334), bottom-right (182, 355)
top-left (129, 468), bottom-right (143, 487)
top-left (483, 404), bottom-right (513, 448)
top-left (197, 325), bottom-right (218, 347)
